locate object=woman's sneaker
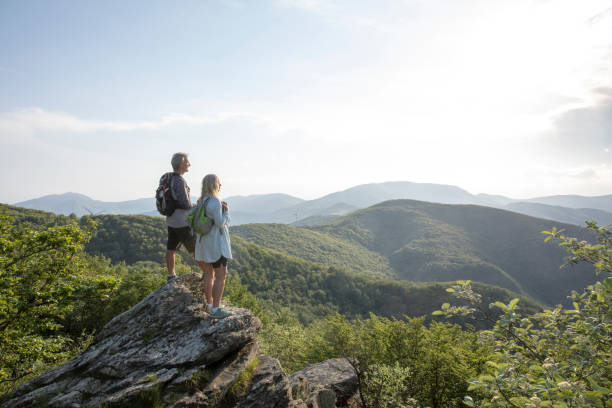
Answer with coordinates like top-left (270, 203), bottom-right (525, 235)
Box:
top-left (210, 308), bottom-right (232, 319)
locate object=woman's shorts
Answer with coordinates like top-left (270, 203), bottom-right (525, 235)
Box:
top-left (212, 256), bottom-right (228, 268)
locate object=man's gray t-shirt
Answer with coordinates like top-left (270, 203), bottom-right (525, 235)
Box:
top-left (166, 175), bottom-right (192, 228)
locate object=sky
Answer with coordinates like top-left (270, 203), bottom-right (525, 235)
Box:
top-left (1, 0), bottom-right (611, 203)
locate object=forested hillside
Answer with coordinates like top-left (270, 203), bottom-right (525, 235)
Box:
top-left (314, 200), bottom-right (597, 306)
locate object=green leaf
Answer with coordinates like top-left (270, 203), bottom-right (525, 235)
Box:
top-left (508, 298), bottom-right (519, 309)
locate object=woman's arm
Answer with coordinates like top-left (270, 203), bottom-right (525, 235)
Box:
top-left (209, 198), bottom-right (230, 229)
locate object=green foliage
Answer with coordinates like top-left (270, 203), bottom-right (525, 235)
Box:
top-left (0, 215), bottom-right (116, 385)
top-left (228, 358), bottom-right (259, 399)
top-left (0, 203), bottom-right (77, 229)
top-left (438, 222), bottom-right (612, 407)
top-left (361, 363), bottom-right (419, 408)
top-left (259, 312), bottom-right (490, 408)
top-left (225, 274), bottom-right (270, 326)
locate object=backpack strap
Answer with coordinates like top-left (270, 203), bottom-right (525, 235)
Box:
top-left (169, 172), bottom-right (180, 200)
top-left (203, 197), bottom-right (211, 217)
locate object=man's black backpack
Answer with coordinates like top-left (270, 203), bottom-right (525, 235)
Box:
top-left (156, 172), bottom-right (177, 216)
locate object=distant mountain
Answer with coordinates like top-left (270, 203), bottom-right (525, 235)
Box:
top-left (238, 182), bottom-right (611, 226)
top-left (12, 182), bottom-right (611, 227)
top-left (225, 194), bottom-right (305, 213)
top-left (476, 193), bottom-right (516, 207)
top-left (524, 194), bottom-right (612, 212)
top-left (268, 182), bottom-right (478, 223)
top-left (305, 181), bottom-right (479, 208)
top-left (14, 193), bottom-right (153, 217)
top-left (504, 202), bottom-right (612, 227)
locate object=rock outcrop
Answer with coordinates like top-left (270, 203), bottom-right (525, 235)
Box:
top-left (290, 359), bottom-right (360, 408)
top-left (0, 274), bottom-right (359, 408)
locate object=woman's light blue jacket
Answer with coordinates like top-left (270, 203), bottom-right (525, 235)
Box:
top-left (191, 196), bottom-right (232, 263)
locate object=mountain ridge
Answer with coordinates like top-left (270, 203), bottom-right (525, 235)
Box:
top-left (11, 181), bottom-right (612, 226)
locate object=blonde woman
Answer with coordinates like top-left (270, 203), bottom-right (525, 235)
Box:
top-left (195, 174), bottom-right (232, 319)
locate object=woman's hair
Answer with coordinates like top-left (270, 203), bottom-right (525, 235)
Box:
top-left (200, 174), bottom-right (220, 200)
top-left (171, 152), bottom-right (189, 171)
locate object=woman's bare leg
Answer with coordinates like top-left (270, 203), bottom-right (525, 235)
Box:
top-left (197, 261), bottom-right (214, 305)
top-left (212, 265), bottom-right (227, 308)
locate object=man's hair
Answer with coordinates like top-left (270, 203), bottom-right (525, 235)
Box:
top-left (171, 152), bottom-right (189, 171)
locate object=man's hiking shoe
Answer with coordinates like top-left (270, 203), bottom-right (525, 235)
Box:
top-left (167, 275), bottom-right (177, 282)
top-left (210, 308), bottom-right (232, 319)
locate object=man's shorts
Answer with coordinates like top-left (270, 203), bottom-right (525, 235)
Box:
top-left (167, 226), bottom-right (195, 253)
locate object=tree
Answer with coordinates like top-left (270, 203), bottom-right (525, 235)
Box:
top-left (0, 215), bottom-right (116, 384)
top-left (313, 313), bottom-right (488, 408)
top-left (437, 222), bottom-right (612, 407)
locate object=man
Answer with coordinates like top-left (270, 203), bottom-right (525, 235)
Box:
top-left (165, 152), bottom-right (195, 281)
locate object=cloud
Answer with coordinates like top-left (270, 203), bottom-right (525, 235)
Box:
top-left (588, 6), bottom-right (612, 25)
top-left (544, 167), bottom-right (599, 180)
top-left (0, 107), bottom-right (280, 137)
top-left (538, 87), bottom-right (612, 163)
top-left (275, 0), bottom-right (329, 12)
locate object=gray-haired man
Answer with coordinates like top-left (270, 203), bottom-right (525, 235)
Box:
top-left (165, 152), bottom-right (195, 280)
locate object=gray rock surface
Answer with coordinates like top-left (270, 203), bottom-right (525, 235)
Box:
top-left (234, 354), bottom-right (292, 408)
top-left (306, 388), bottom-right (337, 408)
top-left (290, 358), bottom-right (359, 407)
top-left (0, 274), bottom-right (261, 408)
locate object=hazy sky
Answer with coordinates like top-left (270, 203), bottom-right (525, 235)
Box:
top-left (1, 0), bottom-right (611, 203)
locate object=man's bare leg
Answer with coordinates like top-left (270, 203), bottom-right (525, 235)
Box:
top-left (166, 250), bottom-right (176, 277)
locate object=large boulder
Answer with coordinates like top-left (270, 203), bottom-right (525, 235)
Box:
top-left (0, 274), bottom-right (263, 408)
top-left (289, 358), bottom-right (359, 407)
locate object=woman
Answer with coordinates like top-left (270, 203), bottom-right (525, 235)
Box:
top-left (194, 174), bottom-right (232, 319)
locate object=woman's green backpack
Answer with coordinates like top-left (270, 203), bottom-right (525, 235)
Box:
top-left (188, 197), bottom-right (214, 237)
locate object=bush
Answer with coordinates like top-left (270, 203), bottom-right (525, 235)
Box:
top-left (438, 222), bottom-right (612, 407)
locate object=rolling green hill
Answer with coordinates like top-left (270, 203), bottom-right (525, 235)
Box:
top-left (229, 235), bottom-right (541, 323)
top-left (313, 200), bottom-right (596, 306)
